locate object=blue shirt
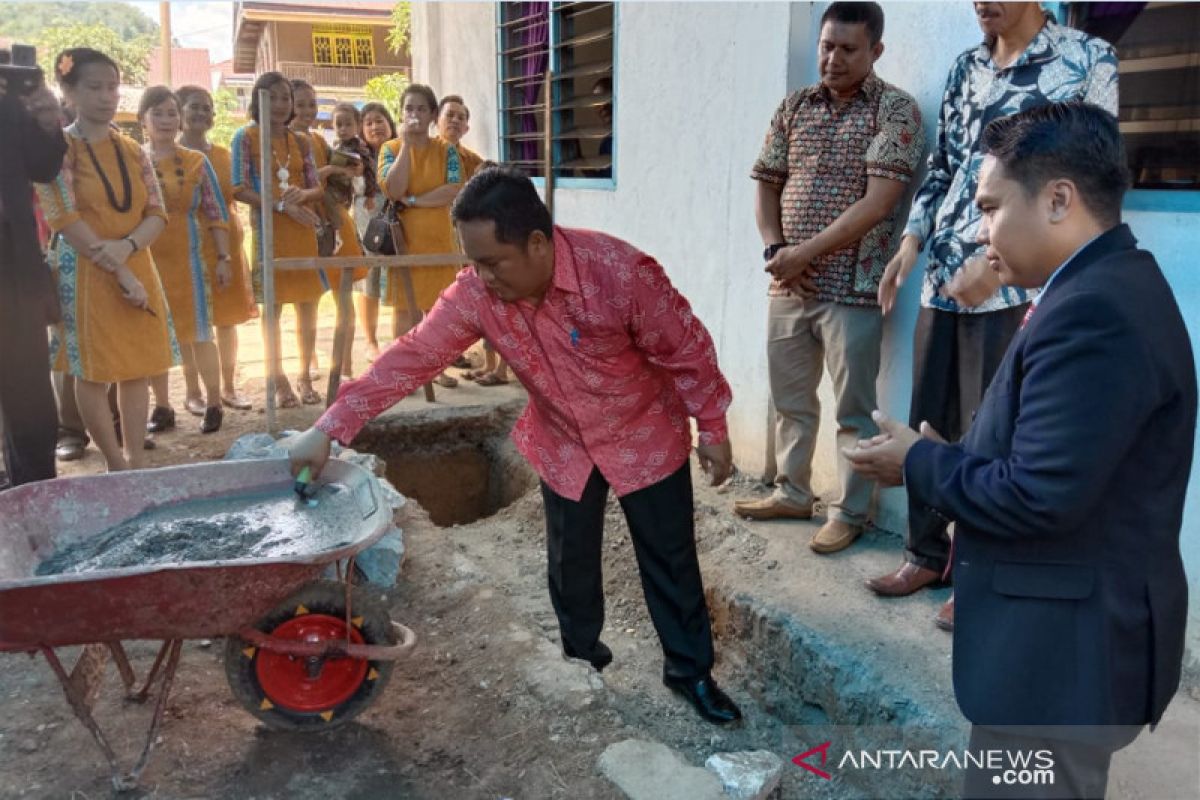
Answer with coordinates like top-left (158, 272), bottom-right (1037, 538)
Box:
top-left (904, 17), bottom-right (1119, 314)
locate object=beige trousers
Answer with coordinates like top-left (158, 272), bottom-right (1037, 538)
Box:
top-left (767, 295), bottom-right (882, 526)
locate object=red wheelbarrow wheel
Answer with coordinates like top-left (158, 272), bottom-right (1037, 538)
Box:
top-left (224, 580), bottom-right (397, 730)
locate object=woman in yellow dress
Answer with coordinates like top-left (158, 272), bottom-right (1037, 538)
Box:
top-left (378, 84), bottom-right (483, 389)
top-left (36, 48), bottom-right (176, 471)
top-left (178, 84), bottom-right (256, 412)
top-left (289, 80), bottom-right (367, 384)
top-left (139, 86), bottom-right (232, 435)
top-left (231, 72), bottom-right (324, 408)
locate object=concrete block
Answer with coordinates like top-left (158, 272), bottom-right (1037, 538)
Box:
top-left (598, 739), bottom-right (724, 800)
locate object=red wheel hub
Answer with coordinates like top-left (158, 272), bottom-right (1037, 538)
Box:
top-left (256, 614), bottom-right (368, 712)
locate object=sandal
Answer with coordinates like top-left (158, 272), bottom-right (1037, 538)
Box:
top-left (184, 396), bottom-right (206, 417)
top-left (297, 379), bottom-right (322, 405)
top-left (461, 368), bottom-right (488, 381)
top-left (475, 372), bottom-right (510, 386)
top-left (275, 377), bottom-right (300, 409)
top-left (221, 392), bottom-right (253, 411)
top-left (366, 343), bottom-right (381, 363)
top-left (433, 373), bottom-right (458, 388)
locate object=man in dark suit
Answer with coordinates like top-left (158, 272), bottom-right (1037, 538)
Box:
top-left (0, 73), bottom-right (67, 488)
top-left (844, 102), bottom-right (1195, 799)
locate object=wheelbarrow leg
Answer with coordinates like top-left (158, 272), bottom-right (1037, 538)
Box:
top-left (41, 640), bottom-right (183, 792)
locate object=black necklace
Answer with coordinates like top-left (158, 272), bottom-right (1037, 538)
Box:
top-left (83, 133), bottom-right (133, 213)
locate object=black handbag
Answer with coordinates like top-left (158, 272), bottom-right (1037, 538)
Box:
top-left (363, 200), bottom-right (405, 256)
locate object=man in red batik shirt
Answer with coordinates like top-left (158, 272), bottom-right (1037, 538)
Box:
top-left (286, 167), bottom-right (742, 725)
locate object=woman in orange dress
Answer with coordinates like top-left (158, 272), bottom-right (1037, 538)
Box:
top-left (378, 84), bottom-right (483, 388)
top-left (140, 86), bottom-right (232, 435)
top-left (289, 80), bottom-right (367, 384)
top-left (231, 72), bottom-right (324, 408)
top-left (36, 48), bottom-right (176, 471)
top-left (178, 84), bottom-right (255, 411)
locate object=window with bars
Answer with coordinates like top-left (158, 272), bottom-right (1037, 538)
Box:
top-left (312, 24), bottom-right (376, 68)
top-left (1070, 2), bottom-right (1200, 191)
top-left (497, 2), bottom-right (615, 182)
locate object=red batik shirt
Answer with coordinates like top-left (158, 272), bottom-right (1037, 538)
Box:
top-left (316, 226), bottom-right (732, 501)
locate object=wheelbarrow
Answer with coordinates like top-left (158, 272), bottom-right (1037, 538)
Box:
top-left (0, 458), bottom-right (417, 791)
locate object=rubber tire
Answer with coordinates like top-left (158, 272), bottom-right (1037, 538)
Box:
top-left (224, 580), bottom-right (397, 731)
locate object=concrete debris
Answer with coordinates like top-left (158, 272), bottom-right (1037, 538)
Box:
top-left (704, 750), bottom-right (784, 800)
top-left (597, 739), bottom-right (724, 800)
top-left (522, 640), bottom-right (605, 712)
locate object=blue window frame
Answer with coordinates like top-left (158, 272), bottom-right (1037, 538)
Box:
top-left (496, 2), bottom-right (616, 190)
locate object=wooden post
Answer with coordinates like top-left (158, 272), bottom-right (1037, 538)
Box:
top-left (398, 267), bottom-right (435, 402)
top-left (159, 3), bottom-right (172, 86)
top-left (325, 267), bottom-right (355, 405)
top-left (259, 89), bottom-right (279, 434)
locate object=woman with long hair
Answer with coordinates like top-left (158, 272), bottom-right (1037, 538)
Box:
top-left (352, 101), bottom-right (396, 362)
top-left (140, 85), bottom-right (232, 435)
top-left (177, 84), bottom-right (256, 412)
top-left (35, 48), bottom-right (176, 470)
top-left (230, 72), bottom-right (324, 408)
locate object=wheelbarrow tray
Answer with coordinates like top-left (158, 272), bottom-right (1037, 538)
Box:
top-left (0, 458), bottom-right (394, 650)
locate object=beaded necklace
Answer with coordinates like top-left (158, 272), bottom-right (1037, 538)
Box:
top-left (77, 127), bottom-right (132, 213)
top-left (151, 147), bottom-right (187, 206)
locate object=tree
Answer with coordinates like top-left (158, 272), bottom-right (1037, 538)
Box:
top-left (36, 22), bottom-right (154, 85)
top-left (364, 72), bottom-right (410, 119)
top-left (0, 2), bottom-right (157, 44)
top-left (209, 88), bottom-right (243, 149)
top-left (386, 2), bottom-right (412, 56)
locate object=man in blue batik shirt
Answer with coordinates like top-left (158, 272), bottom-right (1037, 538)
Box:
top-left (866, 2), bottom-right (1118, 631)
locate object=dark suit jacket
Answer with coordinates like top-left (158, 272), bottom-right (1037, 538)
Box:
top-left (0, 93), bottom-right (66, 304)
top-left (905, 224), bottom-right (1196, 731)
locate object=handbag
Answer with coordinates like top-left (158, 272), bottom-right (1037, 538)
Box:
top-left (363, 199), bottom-right (406, 256)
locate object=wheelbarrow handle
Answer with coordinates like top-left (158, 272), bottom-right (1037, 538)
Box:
top-left (237, 621), bottom-right (417, 662)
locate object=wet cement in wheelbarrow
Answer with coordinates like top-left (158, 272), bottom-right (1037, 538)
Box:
top-left (35, 483), bottom-right (363, 576)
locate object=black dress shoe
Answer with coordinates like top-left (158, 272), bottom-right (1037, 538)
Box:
top-left (200, 406), bottom-right (223, 434)
top-left (147, 405), bottom-right (175, 433)
top-left (663, 674), bottom-right (743, 725)
top-left (56, 438), bottom-right (88, 461)
top-left (563, 640), bottom-right (613, 672)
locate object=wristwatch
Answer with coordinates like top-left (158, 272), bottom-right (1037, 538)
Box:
top-left (763, 242), bottom-right (787, 261)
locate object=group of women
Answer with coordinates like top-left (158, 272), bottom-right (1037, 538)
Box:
top-left (36, 46), bottom-right (501, 473)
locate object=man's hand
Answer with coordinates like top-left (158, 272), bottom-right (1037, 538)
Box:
top-left (696, 440), bottom-right (734, 486)
top-left (942, 254), bottom-right (1000, 308)
top-left (878, 235), bottom-right (920, 315)
top-left (766, 244), bottom-right (819, 298)
top-left (284, 427), bottom-right (333, 479)
top-left (841, 410), bottom-right (924, 487)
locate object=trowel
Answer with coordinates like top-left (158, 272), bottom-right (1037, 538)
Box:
top-left (293, 466), bottom-right (319, 507)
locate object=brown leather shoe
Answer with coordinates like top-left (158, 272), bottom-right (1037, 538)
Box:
top-left (809, 519), bottom-right (863, 554)
top-left (934, 596), bottom-right (954, 631)
top-left (733, 495), bottom-right (813, 521)
top-left (866, 562), bottom-right (945, 597)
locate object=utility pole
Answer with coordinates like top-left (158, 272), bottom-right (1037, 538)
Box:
top-left (159, 2), bottom-right (172, 85)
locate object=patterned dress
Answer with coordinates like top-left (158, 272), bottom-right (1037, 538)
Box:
top-left (146, 146), bottom-right (228, 345)
top-left (36, 129), bottom-right (178, 382)
top-left (230, 124), bottom-right (325, 305)
top-left (377, 136), bottom-right (482, 310)
top-left (202, 143), bottom-right (255, 327)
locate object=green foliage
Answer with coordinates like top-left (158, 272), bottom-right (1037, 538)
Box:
top-left (364, 72), bottom-right (410, 119)
top-left (0, 2), bottom-right (157, 43)
top-left (209, 87), bottom-right (243, 149)
top-left (35, 22), bottom-right (154, 85)
top-left (386, 2), bottom-right (411, 56)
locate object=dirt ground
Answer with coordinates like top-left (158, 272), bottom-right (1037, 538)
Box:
top-left (0, 305), bottom-right (792, 799)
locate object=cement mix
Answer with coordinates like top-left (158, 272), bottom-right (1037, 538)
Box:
top-left (35, 483), bottom-right (360, 576)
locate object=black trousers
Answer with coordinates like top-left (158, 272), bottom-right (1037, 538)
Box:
top-left (0, 237), bottom-right (57, 487)
top-left (540, 462), bottom-right (715, 679)
top-left (963, 725), bottom-right (1116, 800)
top-left (905, 305), bottom-right (1026, 572)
